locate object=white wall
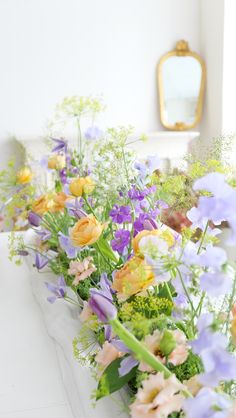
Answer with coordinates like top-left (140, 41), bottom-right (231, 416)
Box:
top-left (222, 0), bottom-right (236, 135)
top-left (199, 0), bottom-right (225, 143)
top-left (0, 0), bottom-right (200, 142)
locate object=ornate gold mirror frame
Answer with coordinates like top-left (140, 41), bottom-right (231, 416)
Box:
top-left (157, 40), bottom-right (206, 131)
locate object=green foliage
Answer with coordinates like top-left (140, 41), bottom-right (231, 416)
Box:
top-left (168, 351), bottom-right (203, 382)
top-left (96, 358), bottom-right (137, 400)
top-left (76, 278), bottom-right (94, 301)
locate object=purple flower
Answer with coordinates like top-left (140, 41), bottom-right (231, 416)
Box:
top-left (200, 347), bottom-right (236, 387)
top-left (28, 211), bottom-right (42, 227)
top-left (128, 186), bottom-right (146, 201)
top-left (183, 387), bottom-right (232, 418)
top-left (84, 125), bottom-right (103, 140)
top-left (187, 206), bottom-right (208, 231)
top-left (118, 355), bottom-right (138, 376)
top-left (34, 252), bottom-right (49, 270)
top-left (17, 249), bottom-right (29, 256)
top-left (98, 273), bottom-right (114, 300)
top-left (51, 137), bottom-right (67, 152)
top-left (88, 290), bottom-right (117, 322)
top-left (109, 205), bottom-right (132, 224)
top-left (35, 229), bottom-right (52, 242)
top-left (192, 173), bottom-right (236, 243)
top-left (198, 246), bottom-right (227, 269)
top-left (45, 276), bottom-right (66, 304)
top-left (200, 271), bottom-right (232, 297)
top-left (58, 232), bottom-right (80, 259)
top-left (134, 161), bottom-right (147, 179)
top-left (59, 168), bottom-right (67, 184)
top-left (111, 340), bottom-right (138, 376)
top-left (193, 172), bottom-right (232, 198)
top-left (133, 213), bottom-right (157, 235)
top-left (111, 229), bottom-right (130, 254)
top-left (65, 198), bottom-right (86, 219)
top-left (146, 155), bottom-right (161, 172)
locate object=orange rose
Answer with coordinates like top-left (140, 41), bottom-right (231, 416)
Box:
top-left (112, 256), bottom-right (154, 300)
top-left (70, 215), bottom-right (103, 247)
top-left (48, 154), bottom-right (66, 170)
top-left (32, 192), bottom-right (67, 215)
top-left (69, 176), bottom-right (95, 197)
top-left (16, 167), bottom-right (33, 184)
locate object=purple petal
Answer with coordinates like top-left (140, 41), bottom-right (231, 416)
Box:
top-left (118, 356), bottom-right (139, 376)
top-left (35, 253), bottom-right (49, 270)
top-left (47, 296), bottom-right (57, 304)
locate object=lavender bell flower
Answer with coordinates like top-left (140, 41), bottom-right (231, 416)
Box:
top-left (35, 229), bottom-right (52, 242)
top-left (28, 211), bottom-right (42, 227)
top-left (45, 276), bottom-right (67, 304)
top-left (111, 339), bottom-right (138, 376)
top-left (111, 229), bottom-right (130, 254)
top-left (109, 205), bottom-right (132, 223)
top-left (58, 232), bottom-right (80, 259)
top-left (51, 137), bottom-right (67, 152)
top-left (199, 346), bottom-right (236, 387)
top-left (183, 387), bottom-right (232, 418)
top-left (200, 271), bottom-right (232, 297)
top-left (88, 290), bottom-right (117, 322)
top-left (34, 252), bottom-right (49, 270)
top-left (84, 125), bottom-right (103, 140)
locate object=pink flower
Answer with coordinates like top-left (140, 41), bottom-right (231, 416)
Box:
top-left (68, 257), bottom-right (96, 285)
top-left (139, 330), bottom-right (188, 372)
top-left (95, 341), bottom-right (122, 373)
top-left (79, 301), bottom-right (94, 322)
top-left (169, 330), bottom-right (189, 366)
top-left (229, 404), bottom-right (236, 418)
top-left (130, 373), bottom-right (185, 418)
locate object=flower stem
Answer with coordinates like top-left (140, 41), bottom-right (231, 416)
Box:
top-left (197, 221), bottom-right (209, 255)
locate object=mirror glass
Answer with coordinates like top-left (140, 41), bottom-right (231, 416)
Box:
top-left (158, 41), bottom-right (205, 130)
top-left (162, 56), bottom-right (202, 126)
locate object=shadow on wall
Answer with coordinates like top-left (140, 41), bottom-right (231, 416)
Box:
top-left (0, 137), bottom-right (26, 171)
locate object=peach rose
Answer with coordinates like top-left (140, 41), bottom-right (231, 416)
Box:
top-left (16, 167), bottom-right (33, 184)
top-left (69, 176), bottom-right (95, 197)
top-left (112, 256), bottom-right (154, 301)
top-left (70, 215), bottom-right (103, 247)
top-left (48, 154), bottom-right (66, 170)
top-left (32, 192), bottom-right (67, 215)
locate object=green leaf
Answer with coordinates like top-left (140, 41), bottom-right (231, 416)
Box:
top-left (95, 237), bottom-right (118, 263)
top-left (96, 358), bottom-right (137, 400)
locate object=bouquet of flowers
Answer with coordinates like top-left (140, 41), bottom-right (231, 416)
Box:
top-left (11, 97), bottom-right (236, 418)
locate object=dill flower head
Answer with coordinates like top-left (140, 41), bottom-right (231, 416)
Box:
top-left (119, 295), bottom-right (173, 322)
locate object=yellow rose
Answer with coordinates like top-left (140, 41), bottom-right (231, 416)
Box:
top-left (112, 256), bottom-right (154, 301)
top-left (48, 154), bottom-right (66, 170)
top-left (16, 167), bottom-right (33, 184)
top-left (32, 192), bottom-right (67, 215)
top-left (70, 215), bottom-right (103, 247)
top-left (132, 228), bottom-right (175, 255)
top-left (69, 176), bottom-right (95, 197)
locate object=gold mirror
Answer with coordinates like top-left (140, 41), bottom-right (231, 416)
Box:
top-left (157, 40), bottom-right (206, 131)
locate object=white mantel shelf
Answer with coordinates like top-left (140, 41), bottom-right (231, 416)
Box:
top-left (128, 130), bottom-right (200, 168)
